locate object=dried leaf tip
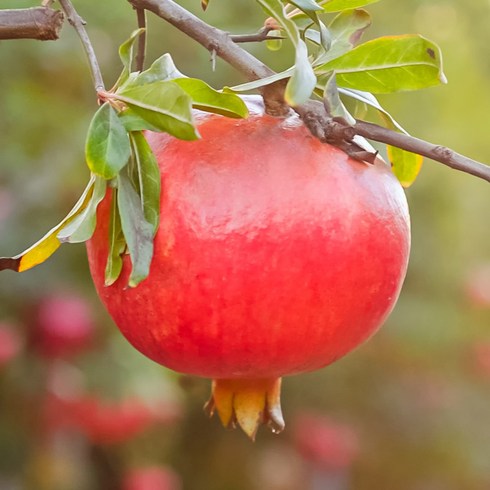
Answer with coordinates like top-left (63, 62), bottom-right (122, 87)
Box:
top-left (204, 377), bottom-right (285, 440)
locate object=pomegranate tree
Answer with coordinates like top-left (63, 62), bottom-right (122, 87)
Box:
top-left (0, 0), bottom-right (458, 441)
top-left (87, 99), bottom-right (410, 438)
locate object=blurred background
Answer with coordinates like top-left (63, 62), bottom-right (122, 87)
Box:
top-left (1, 0), bottom-right (490, 489)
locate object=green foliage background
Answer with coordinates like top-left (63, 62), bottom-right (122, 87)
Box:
top-left (1, 1), bottom-right (490, 489)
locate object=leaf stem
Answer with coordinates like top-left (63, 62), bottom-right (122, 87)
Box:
top-left (58, 0), bottom-right (105, 93)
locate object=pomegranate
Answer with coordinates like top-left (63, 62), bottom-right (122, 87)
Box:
top-left (0, 323), bottom-right (22, 367)
top-left (292, 412), bottom-right (359, 470)
top-left (44, 393), bottom-right (180, 445)
top-left (464, 264), bottom-right (490, 307)
top-left (32, 294), bottom-right (95, 358)
top-left (122, 467), bottom-right (181, 490)
top-left (87, 98), bottom-right (410, 438)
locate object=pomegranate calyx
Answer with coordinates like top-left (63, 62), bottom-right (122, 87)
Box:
top-left (204, 378), bottom-right (284, 440)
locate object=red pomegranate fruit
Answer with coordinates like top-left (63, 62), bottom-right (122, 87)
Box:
top-left (45, 394), bottom-right (180, 445)
top-left (87, 98), bottom-right (410, 438)
top-left (122, 466), bottom-right (181, 490)
top-left (293, 412), bottom-right (359, 470)
top-left (33, 294), bottom-right (95, 358)
top-left (0, 323), bottom-right (22, 367)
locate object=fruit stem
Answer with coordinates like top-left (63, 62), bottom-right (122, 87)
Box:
top-left (204, 377), bottom-right (284, 440)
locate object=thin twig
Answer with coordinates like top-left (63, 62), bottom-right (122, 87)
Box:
top-left (58, 0), bottom-right (105, 93)
top-left (128, 0), bottom-right (274, 81)
top-left (128, 0), bottom-right (490, 183)
top-left (354, 120), bottom-right (490, 182)
top-left (0, 7), bottom-right (64, 40)
top-left (230, 26), bottom-right (284, 44)
top-left (135, 7), bottom-right (147, 71)
top-left (296, 101), bottom-right (490, 182)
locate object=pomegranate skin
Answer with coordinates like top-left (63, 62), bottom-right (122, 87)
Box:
top-left (87, 106), bottom-right (410, 380)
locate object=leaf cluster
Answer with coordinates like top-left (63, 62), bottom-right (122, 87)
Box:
top-left (0, 30), bottom-right (248, 286)
top-left (230, 0), bottom-right (445, 185)
top-left (0, 0), bottom-right (447, 285)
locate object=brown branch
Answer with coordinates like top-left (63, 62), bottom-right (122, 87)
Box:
top-left (296, 101), bottom-right (490, 182)
top-left (0, 7), bottom-right (64, 41)
top-left (135, 8), bottom-right (147, 71)
top-left (128, 0), bottom-right (490, 183)
top-left (128, 0), bottom-right (274, 81)
top-left (354, 120), bottom-right (490, 182)
top-left (58, 0), bottom-right (105, 93)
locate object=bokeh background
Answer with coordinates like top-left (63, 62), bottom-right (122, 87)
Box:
top-left (2, 0), bottom-right (490, 489)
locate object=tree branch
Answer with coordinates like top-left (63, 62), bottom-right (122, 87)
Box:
top-left (0, 7), bottom-right (64, 41)
top-left (58, 0), bottom-right (105, 93)
top-left (128, 0), bottom-right (273, 80)
top-left (127, 0), bottom-right (289, 115)
top-left (128, 0), bottom-right (490, 183)
top-left (135, 7), bottom-right (147, 71)
top-left (354, 120), bottom-right (490, 182)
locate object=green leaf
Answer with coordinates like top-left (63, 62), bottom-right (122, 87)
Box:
top-left (57, 177), bottom-right (107, 243)
top-left (104, 189), bottom-right (126, 286)
top-left (115, 81), bottom-right (199, 140)
top-left (0, 177), bottom-right (95, 273)
top-left (323, 74), bottom-right (355, 123)
top-left (314, 9), bottom-right (371, 64)
top-left (129, 131), bottom-right (161, 234)
top-left (316, 34), bottom-right (447, 93)
top-left (288, 0), bottom-right (322, 15)
top-left (86, 103), bottom-right (131, 179)
top-left (388, 145), bottom-right (423, 188)
top-left (129, 53), bottom-right (185, 86)
top-left (255, 0), bottom-right (316, 104)
top-left (115, 28), bottom-right (145, 88)
top-left (228, 67), bottom-right (294, 92)
top-left (321, 0), bottom-right (379, 12)
top-left (173, 78), bottom-right (249, 118)
top-left (118, 108), bottom-right (162, 132)
top-left (117, 171), bottom-right (154, 287)
top-left (339, 88), bottom-right (407, 132)
top-left (285, 39), bottom-right (318, 106)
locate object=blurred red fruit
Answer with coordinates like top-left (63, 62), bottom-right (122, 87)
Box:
top-left (122, 467), bottom-right (181, 490)
top-left (45, 394), bottom-right (180, 445)
top-left (293, 413), bottom-right (359, 470)
top-left (471, 342), bottom-right (490, 378)
top-left (0, 323), bottom-right (22, 367)
top-left (33, 294), bottom-right (95, 358)
top-left (464, 264), bottom-right (490, 307)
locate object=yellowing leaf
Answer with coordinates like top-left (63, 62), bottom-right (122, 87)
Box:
top-left (0, 177), bottom-right (95, 273)
top-left (388, 145), bottom-right (423, 187)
